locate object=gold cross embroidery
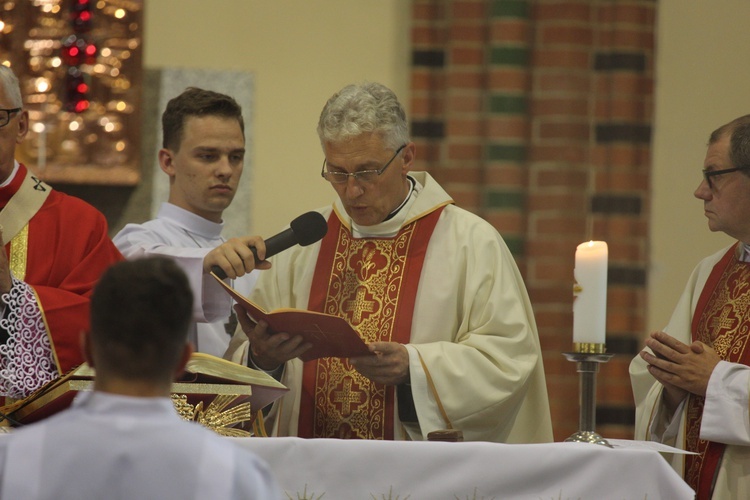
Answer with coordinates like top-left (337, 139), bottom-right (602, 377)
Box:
top-left (344, 286), bottom-right (376, 324)
top-left (333, 378), bottom-right (361, 414)
top-left (710, 305), bottom-right (738, 334)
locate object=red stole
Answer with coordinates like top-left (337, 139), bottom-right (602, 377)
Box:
top-left (685, 243), bottom-right (750, 499)
top-left (298, 207), bottom-right (444, 439)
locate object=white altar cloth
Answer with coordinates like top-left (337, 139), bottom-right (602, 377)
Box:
top-left (233, 437), bottom-right (694, 499)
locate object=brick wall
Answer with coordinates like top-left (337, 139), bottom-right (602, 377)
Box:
top-left (411, 0), bottom-right (655, 441)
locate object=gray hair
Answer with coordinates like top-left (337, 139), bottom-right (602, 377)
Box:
top-left (317, 82), bottom-right (409, 151)
top-left (0, 65), bottom-right (23, 108)
top-left (709, 114), bottom-right (750, 175)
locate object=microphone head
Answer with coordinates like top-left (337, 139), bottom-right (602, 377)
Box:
top-left (289, 211), bottom-right (328, 246)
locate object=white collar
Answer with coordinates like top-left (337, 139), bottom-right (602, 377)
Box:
top-left (157, 202), bottom-right (224, 240)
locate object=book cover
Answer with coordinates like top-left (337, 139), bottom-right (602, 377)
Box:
top-left (212, 273), bottom-right (372, 361)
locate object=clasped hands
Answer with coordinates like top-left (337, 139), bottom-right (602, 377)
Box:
top-left (235, 304), bottom-right (409, 385)
top-left (640, 330), bottom-right (721, 410)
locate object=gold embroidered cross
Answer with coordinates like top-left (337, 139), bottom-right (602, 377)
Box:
top-left (333, 378), bottom-right (361, 414)
top-left (344, 287), bottom-right (376, 324)
top-left (710, 305), bottom-right (738, 336)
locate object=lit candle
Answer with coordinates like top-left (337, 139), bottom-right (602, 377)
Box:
top-left (573, 240), bottom-right (608, 345)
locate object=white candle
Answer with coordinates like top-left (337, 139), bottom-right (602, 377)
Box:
top-left (573, 240), bottom-right (608, 344)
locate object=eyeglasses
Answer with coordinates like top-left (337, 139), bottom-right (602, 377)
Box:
top-left (702, 166), bottom-right (750, 189)
top-left (321, 144), bottom-right (406, 184)
top-left (0, 108), bottom-right (21, 129)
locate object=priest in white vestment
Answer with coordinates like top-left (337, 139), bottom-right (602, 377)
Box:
top-left (228, 82), bottom-right (552, 443)
top-left (114, 88), bottom-right (268, 357)
top-left (630, 114), bottom-right (750, 500)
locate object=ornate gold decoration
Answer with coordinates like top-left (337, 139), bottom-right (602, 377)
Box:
top-left (171, 393), bottom-right (253, 437)
top-left (9, 224), bottom-right (29, 281)
top-left (573, 342), bottom-right (606, 354)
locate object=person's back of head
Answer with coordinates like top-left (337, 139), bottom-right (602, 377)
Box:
top-left (161, 87), bottom-right (244, 151)
top-left (317, 82), bottom-right (409, 151)
top-left (89, 256), bottom-right (193, 386)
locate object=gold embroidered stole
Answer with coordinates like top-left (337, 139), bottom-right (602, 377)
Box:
top-left (685, 243), bottom-right (750, 499)
top-left (0, 168), bottom-right (51, 279)
top-left (298, 207), bottom-right (444, 439)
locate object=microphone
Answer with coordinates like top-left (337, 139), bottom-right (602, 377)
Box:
top-left (211, 211), bottom-right (328, 280)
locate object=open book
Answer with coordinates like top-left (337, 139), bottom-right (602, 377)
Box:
top-left (213, 273), bottom-right (372, 361)
top-left (180, 352), bottom-right (288, 411)
top-left (1, 353), bottom-right (288, 428)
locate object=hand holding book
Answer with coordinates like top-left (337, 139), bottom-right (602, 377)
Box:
top-left (213, 274), bottom-right (372, 361)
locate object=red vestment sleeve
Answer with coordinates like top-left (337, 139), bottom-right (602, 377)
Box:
top-left (19, 190), bottom-right (123, 374)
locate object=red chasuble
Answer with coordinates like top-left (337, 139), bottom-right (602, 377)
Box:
top-left (0, 164), bottom-right (123, 391)
top-left (685, 243), bottom-right (750, 499)
top-left (298, 207), bottom-right (444, 439)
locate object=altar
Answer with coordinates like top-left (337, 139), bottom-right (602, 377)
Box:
top-left (234, 437), bottom-right (694, 499)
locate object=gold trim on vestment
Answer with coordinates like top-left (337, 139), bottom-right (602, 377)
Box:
top-left (417, 349), bottom-right (453, 429)
top-left (0, 169), bottom-right (51, 243)
top-left (9, 224), bottom-right (28, 281)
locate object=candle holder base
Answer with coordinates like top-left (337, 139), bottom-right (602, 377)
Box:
top-left (563, 350), bottom-right (614, 448)
top-left (565, 430), bottom-right (612, 448)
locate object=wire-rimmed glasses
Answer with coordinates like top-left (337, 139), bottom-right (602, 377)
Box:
top-left (321, 144), bottom-right (406, 184)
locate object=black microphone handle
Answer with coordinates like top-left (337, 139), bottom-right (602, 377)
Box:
top-left (211, 227), bottom-right (296, 280)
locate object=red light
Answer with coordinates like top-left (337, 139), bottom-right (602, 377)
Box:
top-left (68, 47), bottom-right (79, 57)
top-left (76, 83), bottom-right (88, 93)
top-left (85, 44), bottom-right (96, 56)
top-left (75, 100), bottom-right (89, 113)
top-left (79, 11), bottom-right (91, 22)
top-left (77, 0), bottom-right (90, 5)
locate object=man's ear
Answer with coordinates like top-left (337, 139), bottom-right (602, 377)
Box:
top-left (80, 330), bottom-right (95, 368)
top-left (158, 148), bottom-right (176, 177)
top-left (400, 142), bottom-right (415, 175)
top-left (13, 110), bottom-right (29, 145)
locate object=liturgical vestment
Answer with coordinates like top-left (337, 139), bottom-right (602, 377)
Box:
top-left (229, 172), bottom-right (552, 443)
top-left (631, 243), bottom-right (750, 500)
top-left (0, 163), bottom-right (123, 398)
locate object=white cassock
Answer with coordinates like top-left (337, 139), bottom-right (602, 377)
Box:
top-left (0, 391), bottom-right (282, 500)
top-left (229, 172), bottom-right (553, 443)
top-left (630, 243), bottom-right (750, 500)
top-left (114, 203), bottom-right (258, 357)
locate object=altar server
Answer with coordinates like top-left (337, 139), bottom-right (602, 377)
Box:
top-left (0, 257), bottom-right (282, 500)
top-left (114, 87), bottom-right (269, 357)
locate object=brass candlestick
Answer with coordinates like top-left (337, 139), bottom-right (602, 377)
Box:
top-left (563, 343), bottom-right (614, 447)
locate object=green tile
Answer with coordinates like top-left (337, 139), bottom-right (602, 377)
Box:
top-left (503, 235), bottom-right (525, 256)
top-left (489, 94), bottom-right (527, 114)
top-left (491, 0), bottom-right (529, 19)
top-left (487, 144), bottom-right (527, 162)
top-left (485, 190), bottom-right (526, 209)
top-left (490, 47), bottom-right (529, 66)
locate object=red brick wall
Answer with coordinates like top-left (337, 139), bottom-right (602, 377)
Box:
top-left (411, 0), bottom-right (655, 441)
